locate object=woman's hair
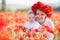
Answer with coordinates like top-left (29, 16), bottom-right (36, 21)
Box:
top-left (31, 1), bottom-right (52, 17)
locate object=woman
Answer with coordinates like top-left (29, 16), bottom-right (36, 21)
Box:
top-left (31, 1), bottom-right (54, 40)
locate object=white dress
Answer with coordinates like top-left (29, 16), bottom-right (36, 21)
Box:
top-left (40, 18), bottom-right (54, 40)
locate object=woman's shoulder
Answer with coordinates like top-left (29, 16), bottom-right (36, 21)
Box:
top-left (44, 18), bottom-right (54, 28)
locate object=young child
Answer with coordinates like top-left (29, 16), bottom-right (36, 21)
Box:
top-left (25, 10), bottom-right (40, 31)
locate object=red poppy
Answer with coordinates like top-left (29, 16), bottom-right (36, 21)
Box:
top-left (35, 28), bottom-right (40, 32)
top-left (0, 30), bottom-right (13, 40)
top-left (25, 30), bottom-right (32, 37)
top-left (0, 17), bottom-right (9, 30)
top-left (33, 33), bottom-right (39, 40)
top-left (15, 25), bottom-right (25, 31)
top-left (15, 18), bottom-right (24, 23)
top-left (56, 24), bottom-right (60, 32)
top-left (19, 35), bottom-right (24, 40)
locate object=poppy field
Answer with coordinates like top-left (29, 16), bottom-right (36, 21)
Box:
top-left (0, 11), bottom-right (60, 40)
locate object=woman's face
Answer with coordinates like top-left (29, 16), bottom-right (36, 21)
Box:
top-left (36, 10), bottom-right (46, 23)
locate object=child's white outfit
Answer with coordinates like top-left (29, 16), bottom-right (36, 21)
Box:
top-left (25, 21), bottom-right (40, 30)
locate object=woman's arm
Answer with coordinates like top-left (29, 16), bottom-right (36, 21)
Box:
top-left (42, 24), bottom-right (55, 34)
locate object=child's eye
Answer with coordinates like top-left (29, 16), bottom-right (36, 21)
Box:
top-left (29, 17), bottom-right (31, 19)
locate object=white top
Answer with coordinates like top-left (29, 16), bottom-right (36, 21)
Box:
top-left (43, 18), bottom-right (54, 40)
top-left (25, 18), bottom-right (54, 29)
top-left (40, 18), bottom-right (54, 38)
top-left (43, 18), bottom-right (54, 29)
top-left (25, 21), bottom-right (40, 30)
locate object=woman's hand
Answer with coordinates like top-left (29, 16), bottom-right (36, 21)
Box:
top-left (42, 24), bottom-right (55, 34)
top-left (43, 33), bottom-right (48, 38)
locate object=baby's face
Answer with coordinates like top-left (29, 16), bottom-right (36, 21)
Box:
top-left (28, 12), bottom-right (35, 23)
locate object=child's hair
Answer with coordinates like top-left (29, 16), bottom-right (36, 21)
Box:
top-left (28, 10), bottom-right (35, 15)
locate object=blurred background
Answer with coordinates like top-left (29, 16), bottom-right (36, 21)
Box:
top-left (0, 0), bottom-right (60, 12)
top-left (0, 0), bottom-right (60, 29)
top-left (0, 0), bottom-right (60, 25)
top-left (0, 0), bottom-right (60, 30)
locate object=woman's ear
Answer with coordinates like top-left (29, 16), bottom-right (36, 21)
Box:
top-left (35, 16), bottom-right (37, 21)
top-left (45, 16), bottom-right (47, 18)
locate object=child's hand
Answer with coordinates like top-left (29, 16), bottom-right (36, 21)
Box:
top-left (43, 34), bottom-right (48, 38)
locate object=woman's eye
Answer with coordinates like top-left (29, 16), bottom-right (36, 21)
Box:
top-left (41, 14), bottom-right (44, 16)
top-left (32, 17), bottom-right (34, 19)
top-left (37, 13), bottom-right (39, 15)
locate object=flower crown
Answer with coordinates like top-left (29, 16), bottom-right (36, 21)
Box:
top-left (32, 1), bottom-right (52, 17)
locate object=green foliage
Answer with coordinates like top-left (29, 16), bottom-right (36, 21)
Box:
top-left (0, 9), bottom-right (2, 11)
top-left (15, 9), bottom-right (28, 12)
top-left (54, 32), bottom-right (60, 40)
top-left (2, 0), bottom-right (6, 11)
top-left (6, 9), bottom-right (11, 12)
